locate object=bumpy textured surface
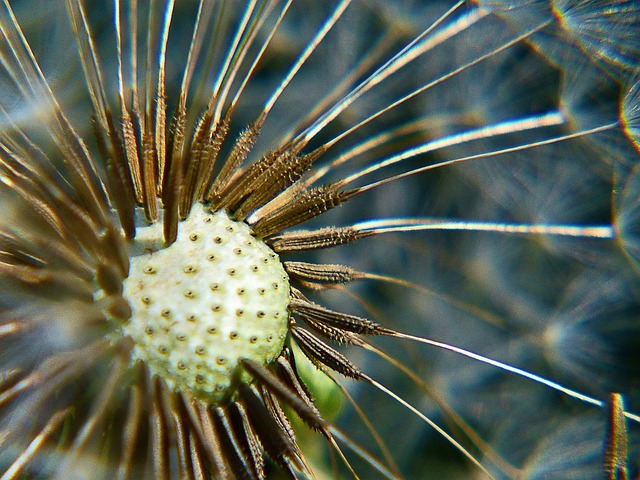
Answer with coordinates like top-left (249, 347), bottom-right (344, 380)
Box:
top-left (122, 204), bottom-right (290, 403)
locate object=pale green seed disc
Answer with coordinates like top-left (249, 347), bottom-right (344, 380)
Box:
top-left (121, 204), bottom-right (290, 403)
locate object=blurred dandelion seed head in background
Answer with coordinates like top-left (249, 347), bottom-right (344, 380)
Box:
top-left (1, 0), bottom-right (640, 479)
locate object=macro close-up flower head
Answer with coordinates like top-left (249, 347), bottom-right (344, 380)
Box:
top-left (1, 0), bottom-right (640, 479)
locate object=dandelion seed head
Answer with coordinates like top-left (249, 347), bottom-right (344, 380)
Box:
top-left (622, 78), bottom-right (640, 152)
top-left (494, 410), bottom-right (606, 479)
top-left (552, 0), bottom-right (640, 75)
top-left (2, 0), bottom-right (640, 477)
top-left (475, 0), bottom-right (553, 32)
top-left (615, 162), bottom-right (640, 272)
top-left (119, 204), bottom-right (290, 403)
